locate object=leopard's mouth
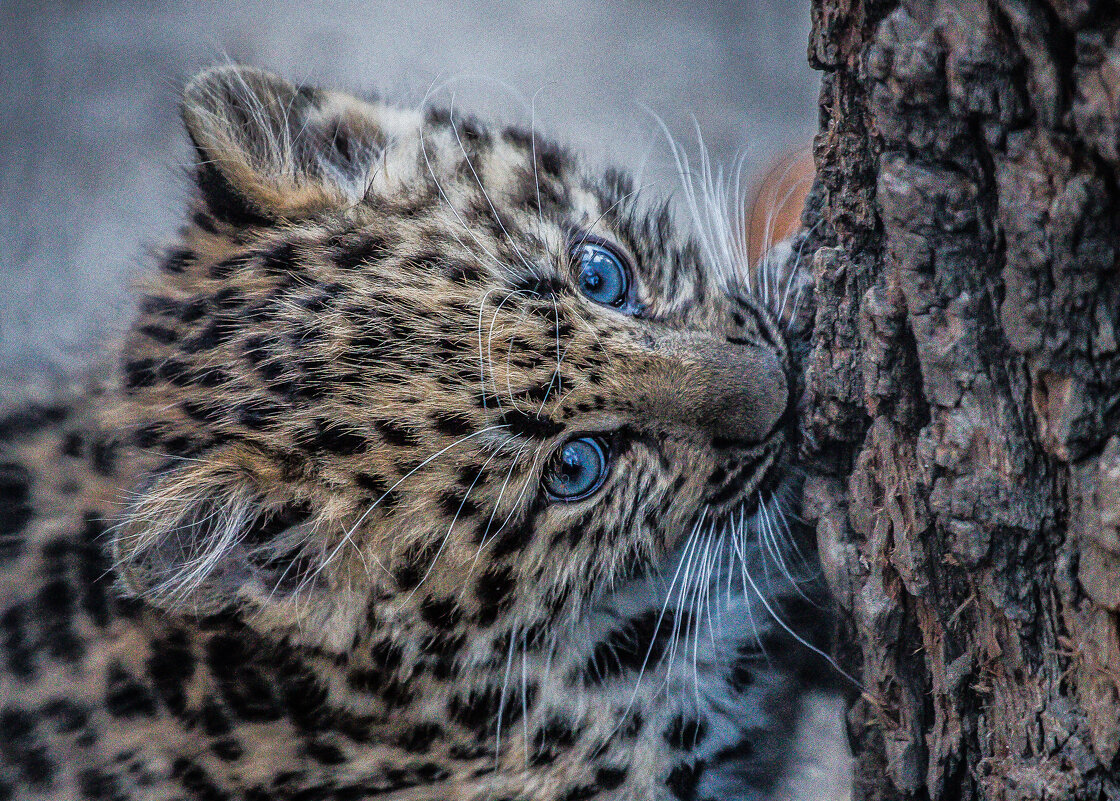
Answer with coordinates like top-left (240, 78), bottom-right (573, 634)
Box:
top-left (700, 432), bottom-right (787, 518)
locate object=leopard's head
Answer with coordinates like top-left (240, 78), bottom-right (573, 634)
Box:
top-left (113, 66), bottom-right (793, 653)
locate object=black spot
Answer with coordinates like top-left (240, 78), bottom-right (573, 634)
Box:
top-left (446, 260), bottom-right (483, 284)
top-left (560, 785), bottom-right (598, 801)
top-left (191, 211), bottom-right (215, 235)
top-left (171, 755), bottom-right (230, 801)
top-left (260, 241), bottom-right (299, 275)
top-left (619, 710), bottom-right (644, 739)
top-left (346, 668), bottom-right (383, 695)
top-left (419, 596), bottom-right (461, 630)
top-left (0, 463), bottom-right (34, 562)
top-left (665, 762), bottom-right (704, 801)
top-left (582, 610), bottom-right (681, 685)
top-left (277, 660), bottom-right (330, 733)
top-left (78, 768), bottom-right (127, 801)
top-left (300, 420), bottom-right (370, 456)
top-left (181, 399), bottom-right (224, 424)
top-left (304, 739), bottom-right (346, 765)
top-left (187, 318), bottom-right (237, 351)
top-left (124, 358), bottom-right (158, 390)
top-left (426, 630), bottom-right (468, 674)
top-left (211, 288), bottom-right (245, 310)
top-left (397, 722), bottom-right (443, 754)
top-left (448, 686), bottom-right (521, 735)
top-left (596, 767), bottom-right (627, 791)
top-left (438, 491), bottom-right (479, 519)
top-left (0, 707), bottom-right (56, 789)
top-left (207, 636), bottom-right (283, 722)
top-left (335, 234), bottom-right (391, 270)
top-left (498, 408), bottom-right (563, 440)
top-left (140, 295), bottom-right (184, 317)
top-left (208, 255), bottom-right (250, 280)
top-left (430, 410), bottom-right (473, 437)
top-left (354, 472), bottom-right (388, 495)
top-left (61, 431), bottom-right (83, 457)
top-left (2, 605), bottom-right (36, 680)
top-left (0, 404), bottom-right (67, 439)
top-left (157, 358), bottom-right (191, 386)
top-left (426, 106), bottom-right (452, 127)
top-left (537, 141), bottom-right (568, 177)
top-left (379, 676), bottom-right (415, 709)
top-left (200, 703), bottom-right (232, 736)
top-left (236, 399), bottom-right (284, 431)
top-left (393, 542), bottom-right (437, 591)
top-left (663, 715), bottom-right (708, 752)
top-left (105, 661), bottom-right (157, 718)
top-left (41, 699), bottom-right (90, 735)
top-left (90, 436), bottom-right (118, 475)
top-left (178, 297), bottom-right (209, 323)
top-left (147, 631), bottom-right (195, 716)
top-left (137, 324), bottom-right (178, 345)
top-left (475, 566), bottom-right (515, 626)
top-left (159, 247), bottom-right (193, 274)
top-left (36, 564), bottom-right (84, 663)
top-left (489, 513), bottom-right (535, 559)
top-left (713, 737), bottom-right (754, 764)
top-left (209, 737), bottom-right (244, 761)
top-left (456, 464), bottom-right (489, 490)
top-left (435, 336), bottom-right (468, 357)
top-left (534, 715), bottom-right (579, 749)
top-left (374, 418), bottom-right (422, 448)
top-left (78, 514), bottom-right (112, 627)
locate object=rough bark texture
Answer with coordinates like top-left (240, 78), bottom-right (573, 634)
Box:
top-left (800, 1), bottom-right (1120, 799)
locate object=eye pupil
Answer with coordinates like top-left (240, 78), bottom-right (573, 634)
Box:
top-left (543, 436), bottom-right (609, 500)
top-left (573, 242), bottom-right (628, 307)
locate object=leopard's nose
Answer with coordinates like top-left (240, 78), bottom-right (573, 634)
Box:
top-left (610, 334), bottom-right (788, 445)
top-left (689, 340), bottom-right (788, 444)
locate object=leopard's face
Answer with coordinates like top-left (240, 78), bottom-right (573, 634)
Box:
top-left (113, 66), bottom-right (791, 650)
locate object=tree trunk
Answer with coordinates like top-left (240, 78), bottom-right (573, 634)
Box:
top-left (799, 1), bottom-right (1120, 799)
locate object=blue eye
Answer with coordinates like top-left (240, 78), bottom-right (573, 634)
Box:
top-left (543, 436), bottom-right (610, 501)
top-left (574, 242), bottom-right (629, 307)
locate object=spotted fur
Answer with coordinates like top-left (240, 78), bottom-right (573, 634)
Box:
top-left (0, 66), bottom-right (830, 801)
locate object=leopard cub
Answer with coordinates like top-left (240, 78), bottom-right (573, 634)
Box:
top-left (0, 65), bottom-right (831, 801)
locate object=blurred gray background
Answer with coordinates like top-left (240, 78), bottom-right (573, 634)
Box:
top-left (0, 0), bottom-right (819, 378)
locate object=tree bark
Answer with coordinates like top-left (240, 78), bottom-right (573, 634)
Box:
top-left (799, 1), bottom-right (1120, 799)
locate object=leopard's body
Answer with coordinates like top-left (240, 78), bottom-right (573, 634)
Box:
top-left (0, 67), bottom-right (830, 801)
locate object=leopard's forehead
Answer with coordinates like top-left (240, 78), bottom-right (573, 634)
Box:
top-left (335, 103), bottom-right (724, 327)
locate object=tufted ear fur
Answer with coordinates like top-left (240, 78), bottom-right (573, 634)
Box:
top-left (182, 65), bottom-right (386, 222)
top-left (113, 446), bottom-right (336, 621)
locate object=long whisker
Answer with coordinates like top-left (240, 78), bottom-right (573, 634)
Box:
top-left (447, 98), bottom-right (541, 280)
top-left (599, 507), bottom-right (710, 746)
top-left (403, 435), bottom-right (513, 602)
top-left (485, 289), bottom-right (540, 412)
top-left (302, 424), bottom-right (511, 594)
top-left (494, 622), bottom-right (519, 766)
top-left (734, 510), bottom-right (865, 692)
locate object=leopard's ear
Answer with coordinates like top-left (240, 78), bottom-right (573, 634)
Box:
top-left (113, 446), bottom-right (335, 620)
top-left (182, 65), bottom-right (385, 222)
